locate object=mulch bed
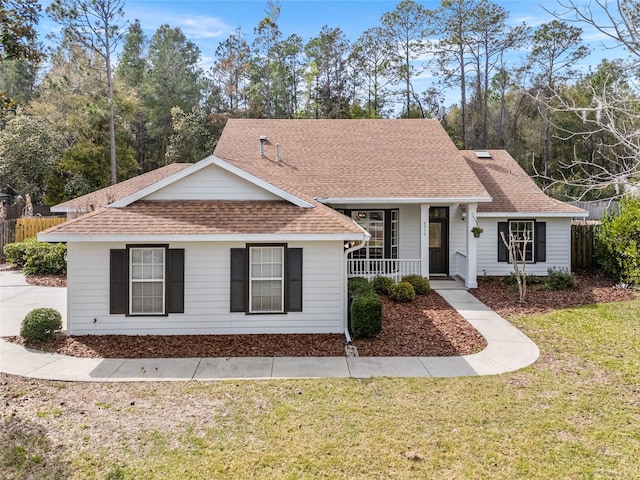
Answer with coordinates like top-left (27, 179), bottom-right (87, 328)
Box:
top-left (9, 269), bottom-right (636, 359)
top-left (356, 293), bottom-right (486, 356)
top-left (470, 269), bottom-right (637, 318)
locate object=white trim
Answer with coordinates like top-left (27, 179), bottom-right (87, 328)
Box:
top-left (129, 247), bottom-right (165, 315)
top-left (50, 206), bottom-right (88, 213)
top-left (248, 246), bottom-right (285, 314)
top-left (317, 196), bottom-right (492, 204)
top-left (477, 211), bottom-right (588, 218)
top-left (109, 155), bottom-right (314, 209)
top-left (38, 232), bottom-right (370, 243)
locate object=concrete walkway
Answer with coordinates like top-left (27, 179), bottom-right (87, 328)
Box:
top-left (0, 272), bottom-right (539, 382)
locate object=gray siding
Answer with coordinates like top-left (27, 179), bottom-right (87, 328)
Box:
top-left (66, 241), bottom-right (345, 335)
top-left (146, 165), bottom-right (281, 201)
top-left (476, 217), bottom-right (572, 276)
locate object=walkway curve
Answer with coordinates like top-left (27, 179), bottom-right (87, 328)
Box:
top-left (0, 273), bottom-right (539, 382)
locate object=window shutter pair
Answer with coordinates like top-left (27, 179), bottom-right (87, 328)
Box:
top-left (497, 222), bottom-right (546, 263)
top-left (109, 248), bottom-right (184, 314)
top-left (230, 247), bottom-right (303, 313)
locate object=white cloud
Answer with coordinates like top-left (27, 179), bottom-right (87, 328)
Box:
top-left (179, 17), bottom-right (227, 39)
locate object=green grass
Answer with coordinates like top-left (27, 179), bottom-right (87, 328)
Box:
top-left (7, 300), bottom-right (640, 479)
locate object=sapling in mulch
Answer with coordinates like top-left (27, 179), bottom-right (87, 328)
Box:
top-left (500, 230), bottom-right (530, 303)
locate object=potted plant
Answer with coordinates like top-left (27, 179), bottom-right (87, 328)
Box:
top-left (471, 226), bottom-right (483, 238)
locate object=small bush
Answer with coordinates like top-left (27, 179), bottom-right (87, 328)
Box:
top-left (20, 308), bottom-right (62, 343)
top-left (372, 276), bottom-right (395, 295)
top-left (400, 274), bottom-right (431, 295)
top-left (23, 242), bottom-right (67, 275)
top-left (545, 268), bottom-right (575, 290)
top-left (389, 281), bottom-right (416, 302)
top-left (3, 238), bottom-right (38, 267)
top-left (2, 239), bottom-right (66, 275)
top-left (350, 293), bottom-right (382, 338)
top-left (348, 277), bottom-right (373, 298)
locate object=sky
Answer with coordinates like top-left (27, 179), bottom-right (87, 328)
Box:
top-left (36, 0), bottom-right (623, 106)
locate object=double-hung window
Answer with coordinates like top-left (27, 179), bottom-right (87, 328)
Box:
top-left (230, 244), bottom-right (303, 314)
top-left (509, 220), bottom-right (534, 263)
top-left (110, 246), bottom-right (184, 315)
top-left (497, 220), bottom-right (546, 264)
top-left (249, 246), bottom-right (284, 313)
top-left (130, 247), bottom-right (165, 314)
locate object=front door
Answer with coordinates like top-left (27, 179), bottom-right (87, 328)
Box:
top-left (429, 208), bottom-right (449, 275)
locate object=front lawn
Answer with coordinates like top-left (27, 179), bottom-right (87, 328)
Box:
top-left (2, 300), bottom-right (639, 479)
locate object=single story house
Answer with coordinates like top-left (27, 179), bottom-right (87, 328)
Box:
top-left (40, 119), bottom-right (586, 337)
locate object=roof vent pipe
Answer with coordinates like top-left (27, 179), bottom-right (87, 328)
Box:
top-left (275, 143), bottom-right (280, 162)
top-left (259, 135), bottom-right (267, 158)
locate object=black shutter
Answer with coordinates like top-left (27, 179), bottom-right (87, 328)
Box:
top-left (167, 249), bottom-right (185, 313)
top-left (230, 248), bottom-right (247, 312)
top-left (286, 248), bottom-right (303, 312)
top-left (535, 222), bottom-right (546, 263)
top-left (497, 222), bottom-right (509, 262)
top-left (110, 249), bottom-right (127, 314)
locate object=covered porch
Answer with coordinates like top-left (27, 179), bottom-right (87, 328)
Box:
top-left (342, 203), bottom-right (479, 288)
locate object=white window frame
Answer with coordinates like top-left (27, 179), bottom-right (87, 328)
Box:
top-left (508, 220), bottom-right (535, 263)
top-left (351, 210), bottom-right (385, 259)
top-left (249, 246), bottom-right (285, 314)
top-left (129, 247), bottom-right (166, 315)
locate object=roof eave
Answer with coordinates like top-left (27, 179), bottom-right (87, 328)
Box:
top-left (37, 232), bottom-right (369, 243)
top-left (477, 211), bottom-right (589, 218)
top-left (317, 196), bottom-right (493, 205)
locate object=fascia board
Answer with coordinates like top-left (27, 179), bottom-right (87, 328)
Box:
top-left (37, 232), bottom-right (370, 243)
top-left (317, 196), bottom-right (493, 204)
top-left (477, 211), bottom-right (589, 218)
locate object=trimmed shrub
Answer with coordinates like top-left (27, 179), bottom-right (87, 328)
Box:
top-left (3, 238), bottom-right (38, 268)
top-left (597, 195), bottom-right (640, 285)
top-left (400, 274), bottom-right (431, 295)
top-left (350, 293), bottom-right (382, 338)
top-left (2, 239), bottom-right (66, 275)
top-left (20, 308), bottom-right (62, 343)
top-left (372, 276), bottom-right (395, 295)
top-left (389, 281), bottom-right (416, 302)
top-left (545, 268), bottom-right (575, 291)
top-left (348, 277), bottom-right (373, 298)
top-left (23, 242), bottom-right (67, 275)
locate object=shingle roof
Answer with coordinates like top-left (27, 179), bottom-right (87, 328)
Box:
top-left (41, 200), bottom-right (366, 237)
top-left (52, 163), bottom-right (191, 212)
top-left (462, 150), bottom-right (586, 215)
top-left (214, 119), bottom-right (491, 201)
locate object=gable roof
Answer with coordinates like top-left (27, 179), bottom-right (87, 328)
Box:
top-left (51, 163), bottom-right (191, 213)
top-left (39, 200), bottom-right (368, 242)
top-left (462, 150), bottom-right (587, 216)
top-left (214, 119), bottom-right (492, 203)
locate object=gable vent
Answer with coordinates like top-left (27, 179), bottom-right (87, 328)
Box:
top-left (474, 151), bottom-right (492, 159)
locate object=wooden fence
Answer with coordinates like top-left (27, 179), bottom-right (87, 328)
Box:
top-left (572, 223), bottom-right (598, 269)
top-left (0, 217), bottom-right (66, 261)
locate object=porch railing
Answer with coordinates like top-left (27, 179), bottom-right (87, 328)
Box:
top-left (455, 251), bottom-right (467, 281)
top-left (347, 259), bottom-right (422, 282)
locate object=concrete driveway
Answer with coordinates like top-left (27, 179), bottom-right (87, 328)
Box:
top-left (0, 269), bottom-right (67, 336)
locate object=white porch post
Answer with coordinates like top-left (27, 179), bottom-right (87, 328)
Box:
top-left (420, 203), bottom-right (430, 278)
top-left (465, 202), bottom-right (478, 288)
